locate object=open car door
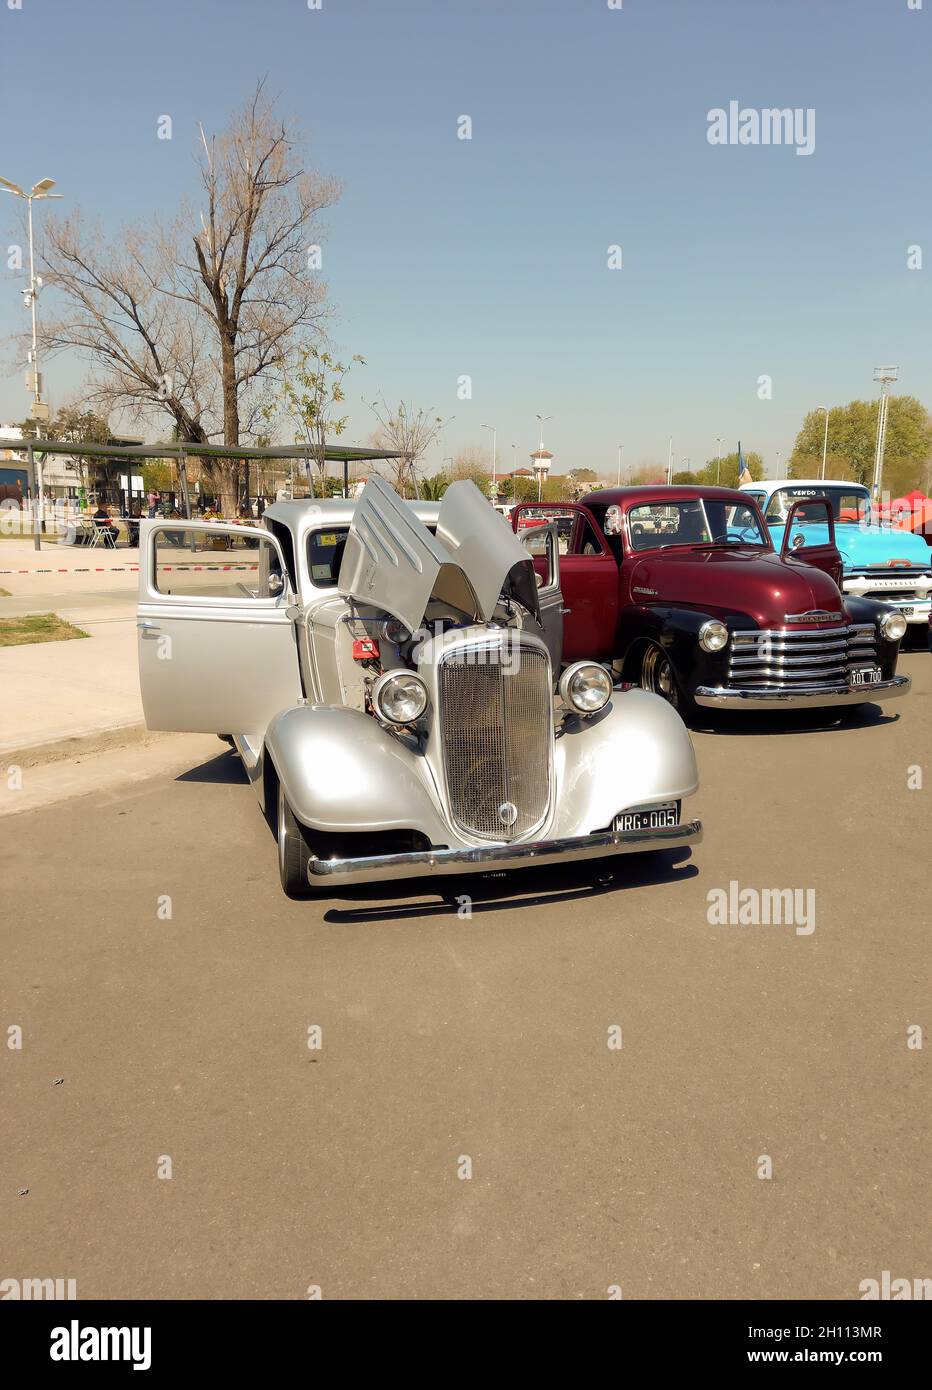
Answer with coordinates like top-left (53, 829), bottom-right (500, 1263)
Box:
top-left (137, 520), bottom-right (303, 734)
top-left (518, 522), bottom-right (563, 671)
top-left (780, 497), bottom-right (843, 588)
top-left (512, 503), bottom-right (618, 662)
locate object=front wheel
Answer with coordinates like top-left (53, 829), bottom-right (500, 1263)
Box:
top-left (277, 783), bottom-right (317, 898)
top-left (639, 641), bottom-right (695, 719)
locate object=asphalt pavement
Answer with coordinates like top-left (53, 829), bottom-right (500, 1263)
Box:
top-left (1, 650), bottom-right (929, 1299)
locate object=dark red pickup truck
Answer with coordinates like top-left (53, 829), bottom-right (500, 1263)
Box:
top-left (513, 486), bottom-right (910, 718)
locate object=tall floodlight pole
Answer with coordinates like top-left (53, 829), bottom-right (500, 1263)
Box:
top-left (0, 175), bottom-right (63, 539)
top-left (480, 423), bottom-right (497, 501)
top-left (616, 443), bottom-right (623, 486)
top-left (871, 367), bottom-right (898, 502)
top-left (819, 407), bottom-right (830, 480)
top-left (667, 436), bottom-right (674, 485)
top-left (715, 437), bottom-right (723, 485)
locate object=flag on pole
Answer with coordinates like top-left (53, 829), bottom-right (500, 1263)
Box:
top-left (737, 442), bottom-right (752, 486)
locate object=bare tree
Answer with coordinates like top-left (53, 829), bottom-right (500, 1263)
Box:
top-left (39, 82), bottom-right (338, 513)
top-left (39, 213), bottom-right (213, 446)
top-left (366, 398), bottom-right (448, 497)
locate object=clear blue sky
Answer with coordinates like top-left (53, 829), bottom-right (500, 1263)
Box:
top-left (1, 0), bottom-right (929, 478)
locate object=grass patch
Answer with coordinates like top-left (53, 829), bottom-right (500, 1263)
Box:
top-left (0, 613), bottom-right (89, 647)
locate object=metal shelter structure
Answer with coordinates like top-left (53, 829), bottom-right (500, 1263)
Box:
top-left (19, 439), bottom-right (408, 549)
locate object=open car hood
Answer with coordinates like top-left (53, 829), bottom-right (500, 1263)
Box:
top-left (338, 476), bottom-right (539, 633)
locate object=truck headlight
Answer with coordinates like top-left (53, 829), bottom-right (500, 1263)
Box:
top-left (698, 620), bottom-right (729, 652)
top-left (560, 662), bottom-right (613, 714)
top-left (880, 611), bottom-right (907, 642)
top-left (372, 671), bottom-right (429, 723)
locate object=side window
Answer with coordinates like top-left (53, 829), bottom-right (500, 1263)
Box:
top-left (522, 526), bottom-right (558, 588)
top-left (308, 527), bottom-right (349, 588)
top-left (153, 528), bottom-right (280, 599)
top-left (569, 515), bottom-right (605, 557)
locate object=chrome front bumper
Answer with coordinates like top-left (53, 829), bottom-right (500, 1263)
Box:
top-left (695, 675), bottom-right (911, 710)
top-left (308, 819), bottom-right (703, 886)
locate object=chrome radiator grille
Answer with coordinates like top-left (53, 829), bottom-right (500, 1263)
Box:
top-left (727, 624), bottom-right (878, 689)
top-left (438, 645), bottom-right (552, 840)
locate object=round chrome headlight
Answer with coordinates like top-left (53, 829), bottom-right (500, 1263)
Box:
top-left (880, 610), bottom-right (907, 643)
top-left (698, 619), bottom-right (729, 653)
top-left (560, 661), bottom-right (613, 714)
top-left (372, 671), bottom-right (429, 724)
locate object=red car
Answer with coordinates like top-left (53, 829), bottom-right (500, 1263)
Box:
top-left (513, 486), bottom-right (910, 718)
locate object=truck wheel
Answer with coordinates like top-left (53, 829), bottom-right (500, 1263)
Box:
top-left (640, 642), bottom-right (695, 718)
top-left (277, 783), bottom-right (317, 898)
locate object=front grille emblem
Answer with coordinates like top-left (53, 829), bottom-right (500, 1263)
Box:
top-left (498, 801), bottom-right (518, 827)
top-left (784, 609), bottom-right (841, 623)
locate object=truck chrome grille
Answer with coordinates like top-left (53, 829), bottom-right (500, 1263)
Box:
top-left (438, 645), bottom-right (552, 841)
top-left (727, 624), bottom-right (878, 689)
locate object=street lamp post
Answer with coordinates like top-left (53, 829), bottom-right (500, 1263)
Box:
top-left (480, 422), bottom-right (497, 501)
top-left (715, 437), bottom-right (723, 485)
top-left (1, 175), bottom-right (62, 541)
top-left (871, 367), bottom-right (898, 502)
top-left (819, 407), bottom-right (830, 480)
top-left (616, 443), bottom-right (623, 486)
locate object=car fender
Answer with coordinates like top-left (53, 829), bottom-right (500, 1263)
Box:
top-left (263, 705), bottom-right (452, 841)
top-left (619, 605), bottom-right (733, 692)
top-left (551, 688), bottom-right (699, 836)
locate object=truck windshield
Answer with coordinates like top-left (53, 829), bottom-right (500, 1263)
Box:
top-left (627, 500), bottom-right (768, 551)
top-left (764, 486), bottom-right (870, 525)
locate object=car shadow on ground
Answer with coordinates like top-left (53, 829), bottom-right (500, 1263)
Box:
top-left (176, 748), bottom-right (248, 784)
top-left (690, 701), bottom-right (902, 737)
top-left (319, 849), bottom-right (699, 924)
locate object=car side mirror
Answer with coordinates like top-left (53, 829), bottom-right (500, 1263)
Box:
top-left (268, 572), bottom-right (285, 596)
top-left (604, 505), bottom-right (622, 536)
top-left (791, 533), bottom-right (806, 550)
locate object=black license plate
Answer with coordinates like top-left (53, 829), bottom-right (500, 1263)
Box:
top-left (614, 805), bottom-right (679, 833)
top-left (851, 666), bottom-right (882, 687)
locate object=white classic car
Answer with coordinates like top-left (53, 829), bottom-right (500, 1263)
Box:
top-left (137, 477), bottom-right (702, 896)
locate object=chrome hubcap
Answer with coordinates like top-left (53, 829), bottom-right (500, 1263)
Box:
top-left (642, 645), bottom-right (677, 705)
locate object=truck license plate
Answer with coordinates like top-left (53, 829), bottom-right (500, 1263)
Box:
top-left (614, 804), bottom-right (679, 833)
top-left (851, 666), bottom-right (882, 686)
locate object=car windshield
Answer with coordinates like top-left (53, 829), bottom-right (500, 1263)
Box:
top-left (627, 499), bottom-right (768, 551)
top-left (764, 486), bottom-right (870, 524)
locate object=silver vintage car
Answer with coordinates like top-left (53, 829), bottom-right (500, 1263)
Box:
top-left (137, 477), bottom-right (702, 896)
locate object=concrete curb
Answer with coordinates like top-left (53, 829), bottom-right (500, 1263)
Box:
top-left (0, 721), bottom-right (158, 769)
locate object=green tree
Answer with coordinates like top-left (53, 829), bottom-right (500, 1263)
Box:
top-left (279, 347), bottom-right (364, 495)
top-left (788, 397), bottom-right (932, 492)
top-left (417, 472), bottom-right (449, 500)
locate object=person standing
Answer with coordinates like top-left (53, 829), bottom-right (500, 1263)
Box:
top-left (147, 487), bottom-right (159, 518)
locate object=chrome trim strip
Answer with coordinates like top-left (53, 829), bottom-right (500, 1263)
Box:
top-left (308, 820), bottom-right (703, 884)
top-left (695, 676), bottom-right (911, 710)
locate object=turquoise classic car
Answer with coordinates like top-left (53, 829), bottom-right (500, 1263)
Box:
top-left (740, 480), bottom-right (932, 648)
